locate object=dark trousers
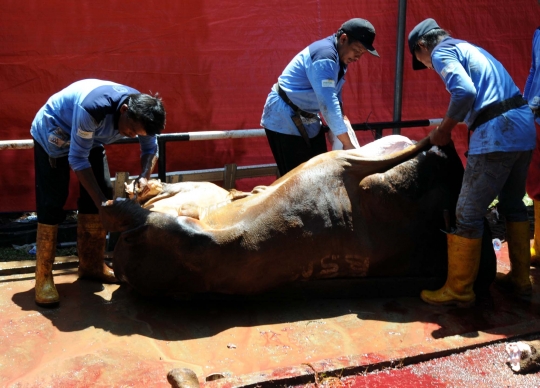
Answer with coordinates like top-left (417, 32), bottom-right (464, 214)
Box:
top-left (33, 139), bottom-right (113, 225)
top-left (264, 128), bottom-right (327, 177)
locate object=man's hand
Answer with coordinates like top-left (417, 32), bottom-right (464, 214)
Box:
top-left (429, 126), bottom-right (452, 146)
top-left (335, 117), bottom-right (361, 150)
top-left (429, 116), bottom-right (459, 146)
top-left (134, 176), bottom-right (149, 197)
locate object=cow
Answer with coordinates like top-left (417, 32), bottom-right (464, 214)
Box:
top-left (100, 136), bottom-right (496, 297)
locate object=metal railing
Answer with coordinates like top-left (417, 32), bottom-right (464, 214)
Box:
top-left (0, 119), bottom-right (442, 187)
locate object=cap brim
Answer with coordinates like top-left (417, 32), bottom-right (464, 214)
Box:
top-left (363, 44), bottom-right (380, 58)
top-left (367, 48), bottom-right (380, 57)
top-left (412, 55), bottom-right (427, 70)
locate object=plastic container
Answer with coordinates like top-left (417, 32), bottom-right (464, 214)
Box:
top-left (492, 238), bottom-right (502, 251)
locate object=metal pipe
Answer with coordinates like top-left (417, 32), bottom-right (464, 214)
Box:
top-left (1, 119), bottom-right (442, 190)
top-left (158, 136), bottom-right (167, 182)
top-left (391, 0), bottom-right (408, 137)
top-left (0, 120), bottom-right (442, 151)
top-left (351, 118), bottom-right (441, 132)
top-left (0, 139), bottom-right (33, 150)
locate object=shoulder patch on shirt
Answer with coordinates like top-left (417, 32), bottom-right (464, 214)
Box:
top-left (441, 62), bottom-right (456, 78)
top-left (113, 86), bottom-right (128, 94)
top-left (322, 79), bottom-right (335, 88)
top-left (77, 128), bottom-right (94, 139)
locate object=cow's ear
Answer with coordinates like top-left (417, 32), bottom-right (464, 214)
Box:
top-left (119, 224), bottom-right (150, 245)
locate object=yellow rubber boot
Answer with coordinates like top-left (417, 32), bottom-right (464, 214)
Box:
top-left (531, 200), bottom-right (540, 267)
top-left (77, 213), bottom-right (118, 283)
top-left (35, 223), bottom-right (60, 307)
top-left (495, 221), bottom-right (532, 296)
top-left (421, 234), bottom-right (482, 307)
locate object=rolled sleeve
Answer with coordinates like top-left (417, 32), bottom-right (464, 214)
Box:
top-left (138, 135), bottom-right (158, 158)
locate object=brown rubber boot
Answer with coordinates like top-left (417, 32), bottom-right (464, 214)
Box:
top-left (421, 234), bottom-right (482, 307)
top-left (35, 223), bottom-right (60, 307)
top-left (495, 221), bottom-right (532, 296)
top-left (77, 213), bottom-right (118, 283)
top-left (531, 200), bottom-right (540, 267)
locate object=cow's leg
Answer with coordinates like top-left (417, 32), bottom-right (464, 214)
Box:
top-left (421, 234), bottom-right (481, 307)
top-left (494, 221), bottom-right (532, 296)
top-left (531, 200), bottom-right (540, 266)
top-left (77, 214), bottom-right (118, 283)
top-left (35, 223), bottom-right (60, 307)
top-left (142, 191), bottom-right (175, 208)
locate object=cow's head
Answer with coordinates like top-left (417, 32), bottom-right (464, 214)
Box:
top-left (100, 198), bottom-right (151, 232)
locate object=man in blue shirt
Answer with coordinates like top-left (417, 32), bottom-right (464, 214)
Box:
top-left (261, 18), bottom-right (379, 176)
top-left (31, 79), bottom-right (166, 307)
top-left (408, 19), bottom-right (536, 307)
top-left (523, 23), bottom-right (540, 267)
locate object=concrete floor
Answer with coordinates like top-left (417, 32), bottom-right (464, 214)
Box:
top-left (1, 242), bottom-right (540, 387)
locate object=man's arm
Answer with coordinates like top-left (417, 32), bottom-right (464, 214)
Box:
top-left (75, 168), bottom-right (108, 207)
top-left (429, 116), bottom-right (459, 146)
top-left (430, 49), bottom-right (476, 146)
top-left (308, 60), bottom-right (351, 141)
top-left (134, 152), bottom-right (158, 195)
top-left (140, 152), bottom-right (158, 180)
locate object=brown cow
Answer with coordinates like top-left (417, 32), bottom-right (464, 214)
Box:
top-left (100, 136), bottom-right (495, 297)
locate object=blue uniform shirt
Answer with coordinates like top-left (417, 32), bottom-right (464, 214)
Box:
top-left (261, 35), bottom-right (349, 138)
top-left (30, 79), bottom-right (158, 171)
top-left (524, 28), bottom-right (540, 125)
top-left (432, 38), bottom-right (535, 155)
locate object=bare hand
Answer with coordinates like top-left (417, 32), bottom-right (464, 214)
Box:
top-left (429, 126), bottom-right (452, 146)
top-left (135, 177), bottom-right (149, 196)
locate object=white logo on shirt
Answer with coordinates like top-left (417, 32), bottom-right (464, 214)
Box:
top-left (77, 128), bottom-right (93, 139)
top-left (47, 128), bottom-right (70, 148)
top-left (321, 79), bottom-right (335, 88)
top-left (441, 62), bottom-right (456, 78)
top-left (113, 86), bottom-right (128, 93)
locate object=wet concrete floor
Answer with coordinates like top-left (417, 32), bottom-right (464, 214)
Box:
top-left (1, 242), bottom-right (540, 387)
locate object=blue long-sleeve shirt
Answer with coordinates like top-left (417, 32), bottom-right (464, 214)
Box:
top-left (524, 28), bottom-right (540, 125)
top-left (432, 37), bottom-right (535, 155)
top-left (31, 79), bottom-right (158, 171)
top-left (261, 35), bottom-right (348, 138)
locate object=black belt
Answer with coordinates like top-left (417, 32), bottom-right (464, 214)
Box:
top-left (274, 83), bottom-right (317, 147)
top-left (469, 95), bottom-right (527, 132)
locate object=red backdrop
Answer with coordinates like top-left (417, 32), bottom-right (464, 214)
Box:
top-left (0, 0), bottom-right (538, 212)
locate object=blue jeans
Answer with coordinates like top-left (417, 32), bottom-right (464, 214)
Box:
top-left (456, 150), bottom-right (532, 238)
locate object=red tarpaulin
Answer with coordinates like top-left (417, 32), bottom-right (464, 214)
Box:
top-left (0, 0), bottom-right (538, 212)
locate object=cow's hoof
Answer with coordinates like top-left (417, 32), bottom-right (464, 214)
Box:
top-left (167, 368), bottom-right (200, 388)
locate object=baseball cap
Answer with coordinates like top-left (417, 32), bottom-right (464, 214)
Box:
top-left (408, 18), bottom-right (441, 70)
top-left (340, 18), bottom-right (379, 57)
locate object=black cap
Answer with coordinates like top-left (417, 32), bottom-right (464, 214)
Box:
top-left (408, 18), bottom-right (441, 70)
top-left (340, 18), bottom-right (379, 57)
